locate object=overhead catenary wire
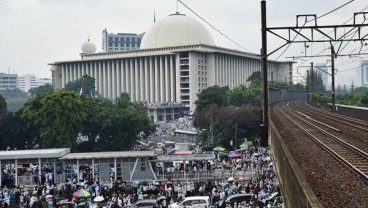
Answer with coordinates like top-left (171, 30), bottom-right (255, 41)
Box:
top-left (296, 1), bottom-right (367, 64)
top-left (276, 0), bottom-right (357, 61)
top-left (177, 0), bottom-right (251, 52)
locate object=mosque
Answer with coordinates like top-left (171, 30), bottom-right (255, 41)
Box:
top-left (50, 12), bottom-right (293, 122)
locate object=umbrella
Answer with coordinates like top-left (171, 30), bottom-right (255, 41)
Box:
top-left (228, 177), bottom-right (235, 182)
top-left (45, 195), bottom-right (53, 199)
top-left (91, 183), bottom-right (99, 187)
top-left (265, 156), bottom-right (271, 161)
top-left (76, 182), bottom-right (85, 186)
top-left (94, 196), bottom-right (104, 203)
top-left (228, 152), bottom-right (240, 158)
top-left (157, 196), bottom-right (166, 201)
top-left (238, 177), bottom-right (245, 181)
top-left (213, 147), bottom-right (225, 152)
top-left (73, 189), bottom-right (91, 198)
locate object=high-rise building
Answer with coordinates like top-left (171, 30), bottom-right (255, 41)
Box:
top-left (361, 60), bottom-right (368, 87)
top-left (18, 74), bottom-right (37, 92)
top-left (102, 29), bottom-right (144, 52)
top-left (51, 13), bottom-right (294, 122)
top-left (18, 74), bottom-right (52, 93)
top-left (0, 73), bottom-right (18, 90)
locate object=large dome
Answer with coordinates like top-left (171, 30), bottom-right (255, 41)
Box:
top-left (81, 39), bottom-right (96, 54)
top-left (140, 13), bottom-right (215, 49)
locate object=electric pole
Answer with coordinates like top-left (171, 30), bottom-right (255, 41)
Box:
top-left (260, 0), bottom-right (269, 147)
top-left (330, 44), bottom-right (336, 112)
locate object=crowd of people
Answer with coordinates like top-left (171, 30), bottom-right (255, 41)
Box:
top-left (0, 115), bottom-right (284, 208)
top-left (149, 116), bottom-right (196, 143)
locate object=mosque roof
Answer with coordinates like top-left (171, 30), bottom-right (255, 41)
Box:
top-left (140, 13), bottom-right (215, 49)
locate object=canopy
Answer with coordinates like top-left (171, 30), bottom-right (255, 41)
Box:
top-left (94, 196), bottom-right (104, 202)
top-left (174, 151), bottom-right (193, 155)
top-left (73, 189), bottom-right (90, 198)
top-left (228, 152), bottom-right (241, 158)
top-left (213, 147), bottom-right (225, 152)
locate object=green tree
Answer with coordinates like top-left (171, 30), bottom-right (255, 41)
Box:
top-left (247, 71), bottom-right (262, 85)
top-left (76, 93), bottom-right (154, 152)
top-left (64, 75), bottom-right (96, 97)
top-left (195, 85), bottom-right (229, 112)
top-left (312, 92), bottom-right (331, 103)
top-left (0, 94), bottom-right (6, 118)
top-left (228, 85), bottom-right (248, 107)
top-left (0, 89), bottom-right (30, 112)
top-left (0, 112), bottom-right (38, 150)
top-left (360, 92), bottom-right (368, 107)
top-left (19, 90), bottom-right (94, 149)
top-left (29, 84), bottom-right (54, 97)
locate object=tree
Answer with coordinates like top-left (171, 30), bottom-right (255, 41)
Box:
top-left (0, 89), bottom-right (30, 112)
top-left (195, 85), bottom-right (229, 112)
top-left (360, 92), bottom-right (368, 107)
top-left (194, 105), bottom-right (261, 149)
top-left (75, 93), bottom-right (154, 152)
top-left (228, 85), bottom-right (248, 107)
top-left (0, 112), bottom-right (38, 150)
top-left (247, 71), bottom-right (262, 85)
top-left (64, 75), bottom-right (96, 97)
top-left (29, 84), bottom-right (54, 97)
top-left (312, 92), bottom-right (331, 103)
top-left (0, 94), bottom-right (6, 118)
top-left (19, 90), bottom-right (94, 149)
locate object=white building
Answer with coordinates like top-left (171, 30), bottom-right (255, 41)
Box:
top-left (18, 74), bottom-right (52, 93)
top-left (0, 73), bottom-right (18, 90)
top-left (361, 60), bottom-right (368, 87)
top-left (102, 29), bottom-right (144, 52)
top-left (50, 13), bottom-right (293, 120)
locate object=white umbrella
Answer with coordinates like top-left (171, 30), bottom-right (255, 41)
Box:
top-left (94, 196), bottom-right (104, 202)
top-left (227, 177), bottom-right (235, 182)
top-left (45, 195), bottom-right (53, 199)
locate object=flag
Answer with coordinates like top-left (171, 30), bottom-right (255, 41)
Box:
top-left (79, 80), bottom-right (84, 96)
top-left (79, 86), bottom-right (84, 96)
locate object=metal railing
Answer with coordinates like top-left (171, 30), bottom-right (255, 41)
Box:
top-left (154, 169), bottom-right (258, 181)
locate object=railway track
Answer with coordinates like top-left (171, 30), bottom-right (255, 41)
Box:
top-left (292, 101), bottom-right (368, 132)
top-left (271, 101), bottom-right (368, 207)
top-left (277, 101), bottom-right (368, 179)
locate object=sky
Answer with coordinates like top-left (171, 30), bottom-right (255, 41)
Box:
top-left (0, 0), bottom-right (367, 87)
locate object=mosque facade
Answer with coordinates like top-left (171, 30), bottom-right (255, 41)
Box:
top-left (50, 13), bottom-right (293, 120)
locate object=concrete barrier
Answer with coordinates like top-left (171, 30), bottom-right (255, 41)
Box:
top-left (270, 120), bottom-right (322, 208)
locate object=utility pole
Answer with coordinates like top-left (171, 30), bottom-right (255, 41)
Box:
top-left (260, 0), bottom-right (269, 147)
top-left (311, 62), bottom-right (314, 100)
top-left (330, 44), bottom-right (336, 112)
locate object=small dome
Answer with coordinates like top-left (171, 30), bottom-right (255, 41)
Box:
top-left (81, 39), bottom-right (96, 54)
top-left (140, 13), bottom-right (215, 49)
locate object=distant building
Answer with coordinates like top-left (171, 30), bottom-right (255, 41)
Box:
top-left (361, 60), bottom-right (368, 87)
top-left (102, 29), bottom-right (144, 52)
top-left (18, 74), bottom-right (52, 93)
top-left (0, 73), bottom-right (18, 90)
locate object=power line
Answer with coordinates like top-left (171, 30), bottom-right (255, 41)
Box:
top-left (177, 0), bottom-right (251, 52)
top-left (275, 21), bottom-right (307, 61)
top-left (299, 0), bottom-right (368, 66)
top-left (276, 0), bottom-right (356, 61)
top-left (307, 0), bottom-right (356, 23)
top-left (297, 2), bottom-right (368, 65)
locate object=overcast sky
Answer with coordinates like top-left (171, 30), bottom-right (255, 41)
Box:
top-left (0, 0), bottom-right (367, 87)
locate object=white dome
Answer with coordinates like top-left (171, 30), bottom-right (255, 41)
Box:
top-left (140, 13), bottom-right (215, 49)
top-left (81, 39), bottom-right (96, 54)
